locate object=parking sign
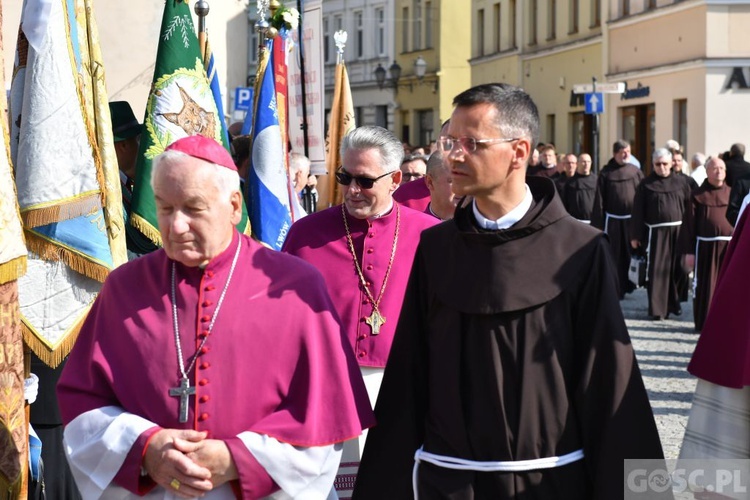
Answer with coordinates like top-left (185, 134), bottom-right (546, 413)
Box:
top-left (234, 87), bottom-right (254, 112)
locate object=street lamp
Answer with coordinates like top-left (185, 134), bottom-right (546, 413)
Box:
top-left (374, 61), bottom-right (403, 92)
top-left (414, 56), bottom-right (427, 81)
top-left (374, 64), bottom-right (387, 89)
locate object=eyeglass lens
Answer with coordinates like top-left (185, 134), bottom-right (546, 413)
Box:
top-left (335, 171), bottom-right (377, 189)
top-left (441, 137), bottom-right (477, 153)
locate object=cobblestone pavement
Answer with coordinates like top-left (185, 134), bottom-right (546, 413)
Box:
top-left (621, 287), bottom-right (699, 460)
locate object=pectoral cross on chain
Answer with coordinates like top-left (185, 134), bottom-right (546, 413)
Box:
top-left (365, 310), bottom-right (386, 336)
top-left (169, 377), bottom-right (195, 423)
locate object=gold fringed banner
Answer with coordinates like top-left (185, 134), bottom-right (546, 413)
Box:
top-left (0, 258), bottom-right (26, 287)
top-left (0, 281), bottom-right (27, 498)
top-left (24, 231), bottom-right (110, 284)
top-left (20, 193), bottom-right (102, 229)
top-left (130, 213), bottom-right (164, 248)
top-left (21, 313), bottom-right (86, 370)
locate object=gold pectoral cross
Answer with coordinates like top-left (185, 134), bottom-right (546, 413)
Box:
top-left (365, 310), bottom-right (386, 335)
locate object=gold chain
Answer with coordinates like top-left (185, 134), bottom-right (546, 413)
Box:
top-left (342, 203), bottom-right (400, 315)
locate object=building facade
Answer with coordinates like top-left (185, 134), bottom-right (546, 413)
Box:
top-left (320, 0), bottom-right (397, 132)
top-left (606, 0), bottom-right (750, 171)
top-left (391, 0), bottom-right (471, 148)
top-left (470, 0), bottom-right (750, 174)
top-left (3, 1), bottom-right (249, 122)
top-left (6, 1), bottom-right (750, 175)
top-left (312, 0), bottom-right (471, 149)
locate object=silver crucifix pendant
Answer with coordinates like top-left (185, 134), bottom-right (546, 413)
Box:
top-left (169, 377), bottom-right (196, 423)
top-left (365, 310), bottom-right (386, 335)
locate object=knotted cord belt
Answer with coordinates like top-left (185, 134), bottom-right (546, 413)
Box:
top-left (604, 212), bottom-right (631, 234)
top-left (692, 235), bottom-right (732, 294)
top-left (412, 447), bottom-right (585, 499)
top-left (644, 221), bottom-right (683, 280)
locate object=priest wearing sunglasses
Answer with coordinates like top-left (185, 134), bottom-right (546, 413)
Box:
top-left (282, 125), bottom-right (438, 496)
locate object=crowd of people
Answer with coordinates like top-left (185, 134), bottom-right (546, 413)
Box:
top-left (523, 137), bottom-right (741, 331)
top-left (23, 82), bottom-right (750, 500)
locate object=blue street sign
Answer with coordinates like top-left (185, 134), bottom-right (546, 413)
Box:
top-left (584, 92), bottom-right (604, 114)
top-left (234, 87), bottom-right (254, 112)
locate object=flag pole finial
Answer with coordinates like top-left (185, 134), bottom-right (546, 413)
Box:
top-left (256, 0), bottom-right (271, 42)
top-left (194, 0), bottom-right (209, 18)
top-left (334, 30), bottom-right (347, 64)
top-left (194, 1), bottom-right (210, 58)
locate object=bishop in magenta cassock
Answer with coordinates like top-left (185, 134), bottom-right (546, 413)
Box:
top-left (393, 175), bottom-right (431, 212)
top-left (282, 125), bottom-right (437, 496)
top-left (57, 136), bottom-right (374, 499)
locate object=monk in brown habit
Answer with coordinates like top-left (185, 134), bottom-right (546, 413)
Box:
top-left (353, 83), bottom-right (665, 500)
top-left (560, 152), bottom-right (598, 224)
top-left (592, 140), bottom-right (644, 298)
top-left (630, 148), bottom-right (692, 320)
top-left (680, 157), bottom-right (733, 331)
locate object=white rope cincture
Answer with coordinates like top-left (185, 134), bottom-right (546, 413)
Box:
top-left (411, 447), bottom-right (584, 499)
top-left (603, 212), bottom-right (631, 234)
top-left (692, 235), bottom-right (732, 294)
top-left (644, 221), bottom-right (682, 281)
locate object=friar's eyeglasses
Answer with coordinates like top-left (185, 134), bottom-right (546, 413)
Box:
top-left (439, 136), bottom-right (518, 154)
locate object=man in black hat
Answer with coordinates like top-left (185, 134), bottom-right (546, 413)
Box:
top-left (109, 101), bottom-right (158, 257)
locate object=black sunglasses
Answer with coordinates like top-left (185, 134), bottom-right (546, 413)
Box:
top-left (335, 169), bottom-right (395, 189)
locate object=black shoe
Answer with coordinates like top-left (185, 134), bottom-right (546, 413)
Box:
top-left (651, 315), bottom-right (664, 321)
top-left (671, 308), bottom-right (683, 317)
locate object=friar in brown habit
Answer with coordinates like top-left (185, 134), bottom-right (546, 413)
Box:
top-left (630, 148), bottom-right (692, 320)
top-left (591, 140), bottom-right (644, 298)
top-left (680, 156), bottom-right (733, 331)
top-left (353, 83), bottom-right (666, 500)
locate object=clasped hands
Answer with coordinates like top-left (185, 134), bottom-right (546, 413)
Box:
top-left (143, 429), bottom-right (239, 498)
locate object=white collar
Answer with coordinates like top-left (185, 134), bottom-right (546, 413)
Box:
top-left (368, 200), bottom-right (394, 220)
top-left (473, 184), bottom-right (533, 230)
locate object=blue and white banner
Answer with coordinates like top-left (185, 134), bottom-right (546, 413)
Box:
top-left (205, 41), bottom-right (230, 147)
top-left (248, 45), bottom-right (293, 250)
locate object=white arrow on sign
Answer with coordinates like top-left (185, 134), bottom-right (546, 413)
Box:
top-left (588, 93), bottom-right (600, 109)
top-left (572, 82), bottom-right (625, 94)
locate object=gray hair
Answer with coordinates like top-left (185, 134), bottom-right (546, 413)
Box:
top-left (426, 152), bottom-right (448, 178)
top-left (705, 156), bottom-right (726, 169)
top-left (452, 83), bottom-right (539, 147)
top-left (340, 126), bottom-right (404, 174)
top-left (289, 152), bottom-right (311, 176)
top-left (151, 149), bottom-right (240, 200)
top-left (652, 147), bottom-right (672, 162)
top-left (691, 152), bottom-right (706, 166)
